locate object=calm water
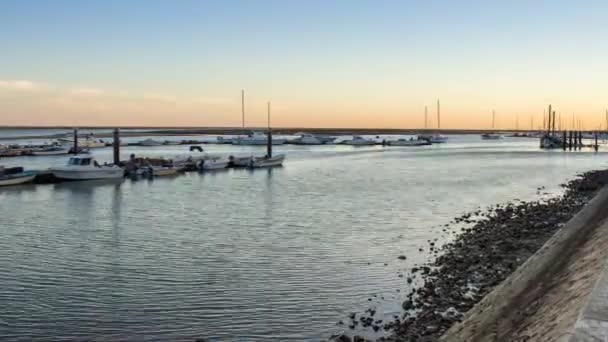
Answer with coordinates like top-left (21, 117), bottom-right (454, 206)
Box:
top-left (1, 134), bottom-right (607, 341)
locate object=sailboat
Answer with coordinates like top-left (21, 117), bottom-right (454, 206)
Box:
top-left (420, 100), bottom-right (448, 143)
top-left (481, 110), bottom-right (503, 140)
top-left (249, 101), bottom-right (285, 168)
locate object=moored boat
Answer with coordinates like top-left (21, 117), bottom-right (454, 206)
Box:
top-left (232, 131), bottom-right (286, 145)
top-left (198, 157), bottom-right (230, 170)
top-left (419, 134), bottom-right (448, 144)
top-left (289, 133), bottom-right (324, 145)
top-left (248, 154), bottom-right (285, 168)
top-left (0, 166), bottom-right (37, 186)
top-left (31, 146), bottom-right (71, 156)
top-left (481, 133), bottom-right (503, 140)
top-left (387, 138), bottom-right (432, 146)
top-left (50, 155), bottom-right (124, 180)
top-left (229, 155), bottom-right (254, 167)
top-left (138, 138), bottom-right (164, 146)
top-left (342, 135), bottom-right (376, 146)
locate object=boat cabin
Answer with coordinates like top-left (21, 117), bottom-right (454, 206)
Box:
top-left (68, 156), bottom-right (101, 167)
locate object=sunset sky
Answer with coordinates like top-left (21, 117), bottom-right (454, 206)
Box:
top-left (1, 0), bottom-right (607, 129)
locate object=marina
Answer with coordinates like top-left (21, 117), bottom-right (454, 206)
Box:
top-left (2, 130), bottom-right (608, 341)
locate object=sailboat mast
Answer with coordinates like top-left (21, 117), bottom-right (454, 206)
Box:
top-left (437, 100), bottom-right (441, 129)
top-left (241, 89), bottom-right (245, 129)
top-left (267, 101), bottom-right (271, 129)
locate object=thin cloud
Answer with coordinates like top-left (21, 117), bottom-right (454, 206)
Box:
top-left (70, 87), bottom-right (104, 96)
top-left (0, 80), bottom-right (44, 91)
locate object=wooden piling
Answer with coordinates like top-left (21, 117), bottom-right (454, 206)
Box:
top-left (569, 131), bottom-right (573, 150)
top-left (578, 131), bottom-right (583, 150)
top-left (562, 131), bottom-right (567, 150)
top-left (113, 128), bottom-right (120, 165)
top-left (73, 128), bottom-right (78, 154)
top-left (595, 132), bottom-right (599, 152)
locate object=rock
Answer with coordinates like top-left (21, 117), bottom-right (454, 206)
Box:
top-left (353, 336), bottom-right (365, 342)
top-left (398, 255), bottom-right (407, 260)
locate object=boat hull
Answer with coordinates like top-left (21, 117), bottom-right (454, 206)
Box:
top-left (388, 140), bottom-right (431, 146)
top-left (249, 154), bottom-right (285, 168)
top-left (51, 169), bottom-right (124, 180)
top-left (31, 149), bottom-right (70, 156)
top-left (0, 174), bottom-right (36, 186)
top-left (200, 160), bottom-right (229, 170)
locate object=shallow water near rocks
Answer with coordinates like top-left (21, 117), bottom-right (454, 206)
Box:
top-left (1, 133), bottom-right (607, 341)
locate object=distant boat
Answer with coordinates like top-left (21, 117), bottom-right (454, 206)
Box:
top-left (216, 136), bottom-right (233, 144)
top-left (419, 134), bottom-right (448, 144)
top-left (290, 133), bottom-right (324, 145)
top-left (149, 166), bottom-right (178, 177)
top-left (232, 131), bottom-right (286, 145)
top-left (50, 154), bottom-right (124, 180)
top-left (342, 135), bottom-right (376, 146)
top-left (31, 146), bottom-right (70, 156)
top-left (540, 135), bottom-right (563, 149)
top-left (138, 138), bottom-right (164, 146)
top-left (0, 166), bottom-right (36, 186)
top-left (387, 138), bottom-right (432, 146)
top-left (198, 157), bottom-right (230, 170)
top-left (481, 133), bottom-right (503, 140)
top-left (0, 148), bottom-right (22, 157)
top-left (249, 154), bottom-right (285, 168)
top-left (59, 136), bottom-right (106, 148)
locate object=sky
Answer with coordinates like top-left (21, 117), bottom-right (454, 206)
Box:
top-left (1, 0), bottom-right (607, 129)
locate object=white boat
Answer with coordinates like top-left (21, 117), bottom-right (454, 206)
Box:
top-left (59, 137), bottom-right (106, 148)
top-left (232, 132), bottom-right (286, 145)
top-left (229, 155), bottom-right (254, 167)
top-left (388, 138), bottom-right (432, 146)
top-left (31, 146), bottom-right (70, 156)
top-left (481, 133), bottom-right (503, 140)
top-left (419, 134), bottom-right (448, 144)
top-left (0, 167), bottom-right (36, 186)
top-left (198, 157), bottom-right (230, 170)
top-left (249, 154), bottom-right (285, 168)
top-left (216, 136), bottom-right (233, 144)
top-left (139, 138), bottom-right (164, 146)
top-left (50, 155), bottom-right (124, 180)
top-left (149, 166), bottom-right (178, 176)
top-left (342, 136), bottom-right (376, 146)
top-left (290, 133), bottom-right (324, 145)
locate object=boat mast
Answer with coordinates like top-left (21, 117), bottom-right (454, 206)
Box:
top-left (241, 89), bottom-right (245, 129)
top-left (267, 101), bottom-right (272, 158)
top-left (547, 104), bottom-right (552, 136)
top-left (424, 106), bottom-right (428, 129)
top-left (437, 100), bottom-right (441, 130)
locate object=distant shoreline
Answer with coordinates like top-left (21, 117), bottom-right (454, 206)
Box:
top-left (0, 126), bottom-right (535, 141)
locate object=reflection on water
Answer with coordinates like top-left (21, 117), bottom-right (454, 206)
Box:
top-left (0, 135), bottom-right (607, 341)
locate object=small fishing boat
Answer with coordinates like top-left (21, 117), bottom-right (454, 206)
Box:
top-left (342, 136), bottom-right (376, 146)
top-left (59, 137), bottom-right (106, 148)
top-left (31, 146), bottom-right (70, 156)
top-left (481, 133), bottom-right (503, 140)
top-left (198, 157), bottom-right (230, 170)
top-left (232, 131), bottom-right (286, 145)
top-left (419, 134), bottom-right (448, 144)
top-left (387, 138), bottom-right (432, 146)
top-left (138, 138), bottom-right (164, 146)
top-left (249, 154), bottom-right (285, 168)
top-left (146, 166), bottom-right (178, 177)
top-left (229, 155), bottom-right (255, 167)
top-left (50, 154), bottom-right (124, 180)
top-left (0, 166), bottom-right (37, 186)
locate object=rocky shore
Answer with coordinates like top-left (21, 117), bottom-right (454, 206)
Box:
top-left (332, 169), bottom-right (608, 342)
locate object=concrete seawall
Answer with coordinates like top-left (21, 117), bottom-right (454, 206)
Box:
top-left (442, 186), bottom-right (608, 341)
